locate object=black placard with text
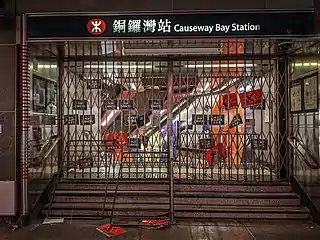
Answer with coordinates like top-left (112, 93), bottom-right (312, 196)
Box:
top-left (80, 115), bottom-right (95, 125)
top-left (211, 114), bottom-right (225, 125)
top-left (192, 114), bottom-right (208, 125)
top-left (119, 100), bottom-right (134, 110)
top-left (64, 114), bottom-right (78, 125)
top-left (73, 100), bottom-right (88, 110)
top-left (149, 99), bottom-right (164, 110)
top-left (251, 138), bottom-right (268, 150)
top-left (102, 100), bottom-right (118, 110)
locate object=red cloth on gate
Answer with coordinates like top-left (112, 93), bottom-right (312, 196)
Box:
top-left (204, 143), bottom-right (226, 165)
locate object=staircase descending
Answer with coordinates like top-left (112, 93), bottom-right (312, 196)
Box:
top-left (35, 179), bottom-right (310, 222)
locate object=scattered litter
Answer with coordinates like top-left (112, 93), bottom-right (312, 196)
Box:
top-left (12, 225), bottom-right (18, 231)
top-left (28, 224), bottom-right (41, 232)
top-left (96, 223), bottom-right (127, 237)
top-left (42, 218), bottom-right (64, 225)
top-left (139, 219), bottom-right (170, 230)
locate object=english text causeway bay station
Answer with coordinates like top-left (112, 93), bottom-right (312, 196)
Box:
top-left (174, 23), bottom-right (261, 34)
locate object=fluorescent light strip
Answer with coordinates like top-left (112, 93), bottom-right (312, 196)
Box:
top-left (37, 63), bottom-right (255, 69)
top-left (293, 62), bottom-right (319, 67)
top-left (124, 48), bottom-right (221, 55)
top-left (187, 63), bottom-right (254, 68)
top-left (38, 64), bottom-right (57, 69)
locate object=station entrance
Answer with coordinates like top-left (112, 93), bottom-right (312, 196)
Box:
top-left (28, 39), bottom-right (288, 183)
top-left (22, 11), bottom-right (320, 222)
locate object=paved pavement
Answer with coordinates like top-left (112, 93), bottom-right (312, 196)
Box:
top-left (1, 220), bottom-right (320, 239)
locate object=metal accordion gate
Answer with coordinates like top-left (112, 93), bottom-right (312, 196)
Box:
top-left (26, 39), bottom-right (291, 184)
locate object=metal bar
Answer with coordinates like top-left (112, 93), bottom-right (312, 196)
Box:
top-left (57, 45), bottom-right (64, 173)
top-left (287, 136), bottom-right (320, 169)
top-left (277, 40), bottom-right (290, 180)
top-left (20, 14), bottom-right (30, 223)
top-left (32, 52), bottom-right (320, 62)
top-left (167, 58), bottom-right (175, 223)
top-left (32, 54), bottom-right (284, 62)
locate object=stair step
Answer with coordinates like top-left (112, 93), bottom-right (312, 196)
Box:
top-left (56, 182), bottom-right (292, 193)
top-left (40, 190), bottom-right (297, 199)
top-left (45, 203), bottom-right (307, 213)
top-left (52, 195), bottom-right (300, 206)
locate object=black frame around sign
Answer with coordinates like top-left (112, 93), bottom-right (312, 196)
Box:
top-left (26, 10), bottom-right (316, 40)
top-left (290, 72), bottom-right (319, 114)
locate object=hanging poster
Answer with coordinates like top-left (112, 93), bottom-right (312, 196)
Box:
top-left (80, 115), bottom-right (95, 125)
top-left (32, 74), bottom-right (47, 113)
top-left (290, 82), bottom-right (302, 113)
top-left (229, 113), bottom-right (243, 129)
top-left (64, 114), bottom-right (79, 125)
top-left (239, 89), bottom-right (263, 107)
top-left (152, 111), bottom-right (161, 126)
top-left (73, 100), bottom-right (88, 110)
top-left (303, 74), bottom-right (318, 112)
top-left (222, 92), bottom-right (239, 109)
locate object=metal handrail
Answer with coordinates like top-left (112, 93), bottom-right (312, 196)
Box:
top-left (32, 135), bottom-right (60, 179)
top-left (287, 135), bottom-right (320, 169)
top-left (30, 136), bottom-right (60, 211)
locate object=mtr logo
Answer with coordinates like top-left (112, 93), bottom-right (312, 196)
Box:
top-left (87, 19), bottom-right (106, 35)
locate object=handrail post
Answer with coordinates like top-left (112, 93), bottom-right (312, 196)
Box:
top-left (57, 44), bottom-right (65, 175)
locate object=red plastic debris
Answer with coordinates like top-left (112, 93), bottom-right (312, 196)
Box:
top-left (96, 224), bottom-right (127, 237)
top-left (139, 219), bottom-right (170, 229)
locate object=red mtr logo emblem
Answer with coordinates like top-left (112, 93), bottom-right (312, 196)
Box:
top-left (87, 18), bottom-right (106, 35)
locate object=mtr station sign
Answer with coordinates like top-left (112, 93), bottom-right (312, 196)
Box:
top-left (26, 10), bottom-right (315, 40)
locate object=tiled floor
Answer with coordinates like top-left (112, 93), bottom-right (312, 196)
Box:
top-left (2, 220), bottom-right (320, 239)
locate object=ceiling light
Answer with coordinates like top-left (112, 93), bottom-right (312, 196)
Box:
top-left (84, 64), bottom-right (153, 69)
top-left (292, 62), bottom-right (319, 67)
top-left (186, 63), bottom-right (255, 68)
top-left (124, 48), bottom-right (221, 55)
top-left (37, 64), bottom-right (57, 69)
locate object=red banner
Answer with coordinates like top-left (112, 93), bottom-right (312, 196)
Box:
top-left (105, 132), bottom-right (129, 147)
top-left (222, 92), bottom-right (239, 109)
top-left (239, 89), bottom-right (263, 107)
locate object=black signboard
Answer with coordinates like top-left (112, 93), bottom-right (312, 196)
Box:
top-left (80, 115), bottom-right (95, 125)
top-left (251, 138), bottom-right (268, 150)
top-left (119, 100), bottom-right (134, 110)
top-left (211, 114), bottom-right (225, 125)
top-left (136, 114), bottom-right (150, 128)
top-left (149, 99), bottom-right (164, 110)
top-left (192, 114), bottom-right (208, 125)
top-left (73, 100), bottom-right (88, 110)
top-left (64, 114), bottom-right (78, 125)
top-left (126, 115), bottom-right (137, 126)
top-left (128, 137), bottom-right (141, 148)
top-left (102, 100), bottom-right (117, 110)
top-left (229, 114), bottom-right (243, 129)
top-left (27, 11), bottom-right (315, 40)
top-left (41, 115), bottom-right (56, 125)
top-left (199, 138), bottom-right (214, 149)
top-left (86, 79), bottom-right (102, 89)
